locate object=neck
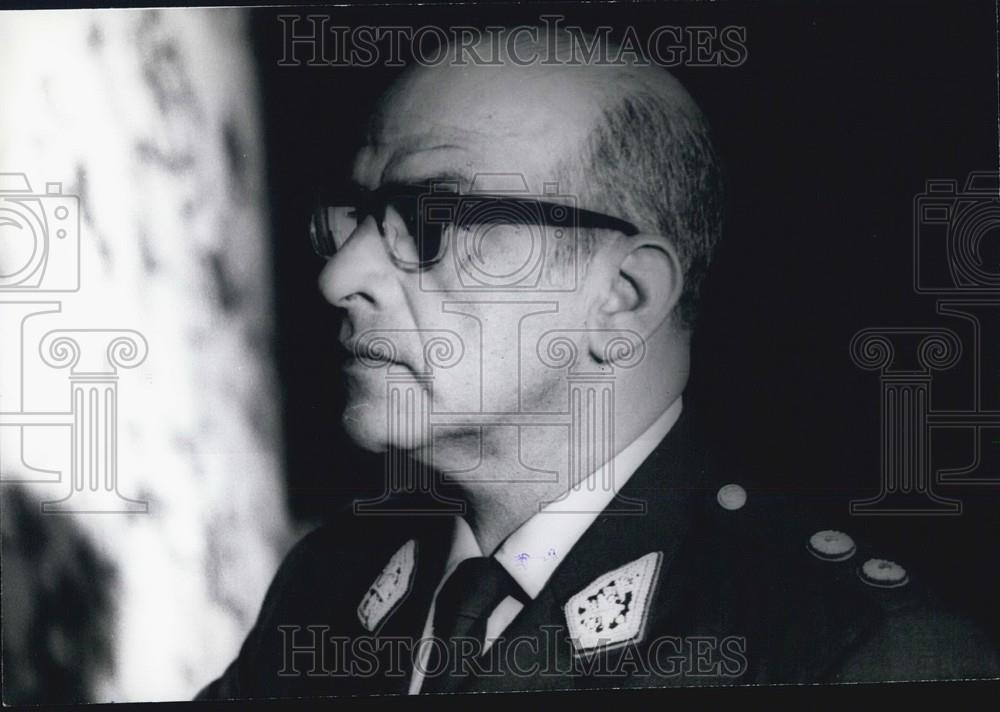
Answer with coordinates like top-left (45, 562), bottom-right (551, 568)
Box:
top-left (433, 425), bottom-right (572, 554)
top-left (460, 482), bottom-right (542, 556)
top-left (431, 395), bottom-right (679, 554)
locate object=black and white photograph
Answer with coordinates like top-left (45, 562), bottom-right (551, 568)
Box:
top-left (1, 0), bottom-right (999, 705)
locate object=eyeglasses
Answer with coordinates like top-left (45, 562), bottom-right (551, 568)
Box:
top-left (309, 181), bottom-right (640, 270)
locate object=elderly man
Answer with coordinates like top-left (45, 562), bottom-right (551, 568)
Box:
top-left (197, 29), bottom-right (998, 698)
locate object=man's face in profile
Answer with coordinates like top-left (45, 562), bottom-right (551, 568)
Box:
top-left (317, 61), bottom-right (617, 462)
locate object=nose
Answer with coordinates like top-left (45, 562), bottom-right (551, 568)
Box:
top-left (318, 216), bottom-right (394, 308)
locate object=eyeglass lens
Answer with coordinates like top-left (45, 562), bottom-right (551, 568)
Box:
top-left (312, 190), bottom-right (450, 267)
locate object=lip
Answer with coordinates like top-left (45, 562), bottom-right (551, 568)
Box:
top-left (339, 340), bottom-right (404, 368)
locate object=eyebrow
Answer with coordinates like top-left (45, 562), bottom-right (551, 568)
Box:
top-left (410, 170), bottom-right (471, 186)
top-left (378, 142), bottom-right (473, 188)
top-left (370, 170), bottom-right (474, 192)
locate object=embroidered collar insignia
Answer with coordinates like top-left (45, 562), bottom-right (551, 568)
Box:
top-left (564, 551), bottom-right (663, 654)
top-left (357, 539), bottom-right (417, 632)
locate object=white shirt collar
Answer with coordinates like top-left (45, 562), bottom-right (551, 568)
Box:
top-left (441, 396), bottom-right (684, 599)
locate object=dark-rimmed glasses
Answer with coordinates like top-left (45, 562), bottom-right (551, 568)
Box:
top-left (310, 181), bottom-right (640, 270)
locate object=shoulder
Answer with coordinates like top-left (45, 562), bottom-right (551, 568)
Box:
top-left (684, 484), bottom-right (999, 683)
top-left (196, 507), bottom-right (442, 699)
top-left (814, 545), bottom-right (1000, 682)
top-left (258, 507), bottom-right (435, 618)
top-left (792, 526), bottom-right (997, 682)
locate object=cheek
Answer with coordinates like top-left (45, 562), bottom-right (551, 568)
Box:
top-left (518, 363), bottom-right (567, 409)
top-left (429, 352), bottom-right (482, 409)
top-left (451, 225), bottom-right (546, 286)
top-left (473, 225), bottom-right (536, 267)
top-left (413, 291), bottom-right (590, 414)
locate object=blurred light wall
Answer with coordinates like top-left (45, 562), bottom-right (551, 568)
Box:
top-left (0, 8), bottom-right (292, 701)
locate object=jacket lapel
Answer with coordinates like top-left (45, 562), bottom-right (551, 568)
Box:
top-left (459, 408), bottom-right (709, 692)
top-left (348, 513), bottom-right (453, 695)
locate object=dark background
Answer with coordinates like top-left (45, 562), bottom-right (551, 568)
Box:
top-left (249, 1), bottom-right (1000, 649)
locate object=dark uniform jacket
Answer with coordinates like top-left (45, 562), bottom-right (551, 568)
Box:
top-left (196, 410), bottom-right (999, 699)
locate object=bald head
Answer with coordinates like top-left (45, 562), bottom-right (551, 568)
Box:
top-left (358, 55), bottom-right (611, 194)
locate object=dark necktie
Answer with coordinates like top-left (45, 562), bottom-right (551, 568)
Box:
top-left (421, 556), bottom-right (521, 694)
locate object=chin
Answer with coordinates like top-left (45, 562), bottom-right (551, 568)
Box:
top-left (340, 406), bottom-right (434, 454)
top-left (340, 409), bottom-right (387, 453)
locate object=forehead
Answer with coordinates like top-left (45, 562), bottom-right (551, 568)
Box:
top-left (353, 64), bottom-right (607, 194)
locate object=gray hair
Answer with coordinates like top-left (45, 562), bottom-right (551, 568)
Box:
top-left (572, 79), bottom-right (726, 330)
top-left (507, 29), bottom-right (728, 330)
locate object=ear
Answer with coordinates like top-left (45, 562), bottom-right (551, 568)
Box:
top-left (586, 233), bottom-right (684, 362)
